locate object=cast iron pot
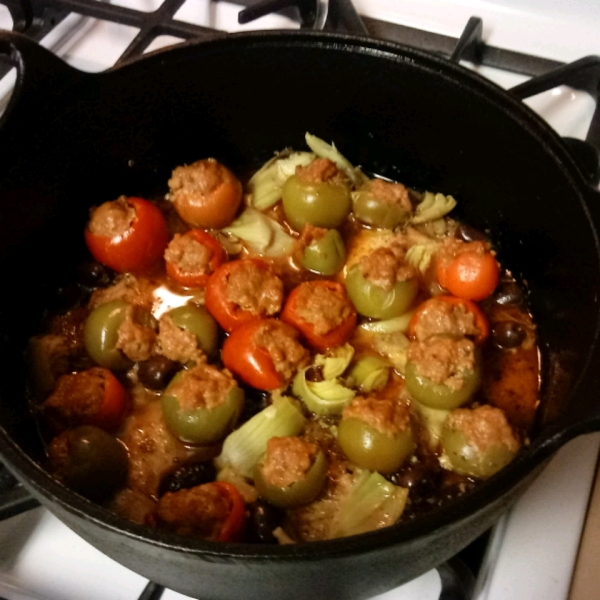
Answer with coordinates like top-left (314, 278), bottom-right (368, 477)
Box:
top-left (1, 28), bottom-right (600, 600)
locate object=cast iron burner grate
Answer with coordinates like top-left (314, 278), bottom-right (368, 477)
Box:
top-left (0, 0), bottom-right (587, 73)
top-left (0, 1), bottom-right (599, 599)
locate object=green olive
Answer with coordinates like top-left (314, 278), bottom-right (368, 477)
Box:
top-left (301, 229), bottom-right (346, 276)
top-left (441, 416), bottom-right (518, 478)
top-left (337, 417), bottom-right (415, 473)
top-left (345, 264), bottom-right (419, 320)
top-left (404, 355), bottom-right (482, 410)
top-left (254, 450), bottom-right (327, 508)
top-left (84, 300), bottom-right (131, 370)
top-left (352, 190), bottom-right (410, 229)
top-left (48, 425), bottom-right (128, 502)
top-left (167, 304), bottom-right (219, 357)
top-left (282, 174), bottom-right (352, 231)
top-left (162, 372), bottom-right (244, 444)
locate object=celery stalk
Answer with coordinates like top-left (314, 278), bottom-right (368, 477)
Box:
top-left (216, 396), bottom-right (306, 478)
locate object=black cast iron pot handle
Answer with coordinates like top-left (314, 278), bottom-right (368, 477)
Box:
top-left (0, 30), bottom-right (90, 134)
top-left (526, 177), bottom-right (600, 463)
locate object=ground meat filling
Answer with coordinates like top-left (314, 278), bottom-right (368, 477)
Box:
top-left (295, 158), bottom-right (346, 185)
top-left (412, 298), bottom-right (481, 342)
top-left (359, 247), bottom-right (415, 291)
top-left (436, 238), bottom-right (491, 271)
top-left (445, 405), bottom-right (520, 453)
top-left (169, 158), bottom-right (230, 205)
top-left (294, 283), bottom-right (353, 336)
top-left (408, 336), bottom-right (476, 390)
top-left (342, 396), bottom-right (411, 436)
top-left (253, 321), bottom-right (310, 381)
top-left (155, 313), bottom-right (204, 364)
top-left (88, 196), bottom-right (135, 237)
top-left (363, 178), bottom-right (412, 212)
top-left (164, 234), bottom-right (213, 276)
top-left (42, 368), bottom-right (107, 430)
top-left (116, 306), bottom-right (156, 362)
top-left (167, 364), bottom-right (236, 410)
top-left (90, 274), bottom-right (156, 310)
top-left (225, 261), bottom-right (283, 317)
top-left (156, 484), bottom-right (231, 539)
top-left (262, 437), bottom-right (319, 488)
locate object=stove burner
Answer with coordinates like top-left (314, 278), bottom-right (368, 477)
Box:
top-left (0, 0), bottom-right (579, 73)
top-left (0, 464), bottom-right (38, 520)
top-left (0, 2), bottom-right (598, 599)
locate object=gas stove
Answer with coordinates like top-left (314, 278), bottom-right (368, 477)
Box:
top-left (0, 1), bottom-right (599, 599)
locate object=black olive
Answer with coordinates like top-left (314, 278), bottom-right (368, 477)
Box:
top-left (48, 425), bottom-right (128, 503)
top-left (389, 464), bottom-right (424, 489)
top-left (137, 356), bottom-right (178, 390)
top-left (492, 321), bottom-right (526, 349)
top-left (389, 462), bottom-right (438, 498)
top-left (248, 499), bottom-right (283, 544)
top-left (305, 366), bottom-right (324, 382)
top-left (76, 260), bottom-right (114, 288)
top-left (494, 281), bottom-right (524, 306)
top-left (240, 387), bottom-right (270, 422)
top-left (158, 460), bottom-right (217, 497)
top-left (456, 223), bottom-right (489, 243)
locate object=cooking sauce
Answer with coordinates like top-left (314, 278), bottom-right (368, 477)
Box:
top-left (26, 136), bottom-right (539, 543)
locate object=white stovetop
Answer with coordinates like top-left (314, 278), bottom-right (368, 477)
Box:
top-left (0, 1), bottom-right (599, 599)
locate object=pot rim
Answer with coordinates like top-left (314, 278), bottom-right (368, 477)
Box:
top-left (1, 28), bottom-right (599, 560)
